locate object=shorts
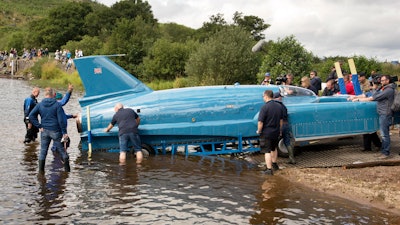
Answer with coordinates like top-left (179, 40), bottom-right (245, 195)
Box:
top-left (119, 133), bottom-right (142, 153)
top-left (260, 136), bottom-right (279, 153)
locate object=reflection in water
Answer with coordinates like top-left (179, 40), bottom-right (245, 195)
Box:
top-left (0, 79), bottom-right (399, 224)
top-left (22, 142), bottom-right (39, 172)
top-left (251, 177), bottom-right (398, 224)
top-left (36, 157), bottom-right (69, 220)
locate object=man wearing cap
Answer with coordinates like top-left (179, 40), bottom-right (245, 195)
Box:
top-left (358, 72), bottom-right (371, 93)
top-left (261, 72), bottom-right (274, 85)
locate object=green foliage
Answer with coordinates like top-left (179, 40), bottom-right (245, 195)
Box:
top-left (62, 35), bottom-right (103, 56)
top-left (311, 56), bottom-right (383, 82)
top-left (259, 35), bottom-right (313, 84)
top-left (350, 55), bottom-right (381, 75)
top-left (173, 77), bottom-right (191, 88)
top-left (311, 58), bottom-right (340, 82)
top-left (186, 26), bottom-right (260, 85)
top-left (146, 79), bottom-right (174, 90)
top-left (84, 5), bottom-right (114, 38)
top-left (195, 13), bottom-right (228, 42)
top-left (104, 17), bottom-right (159, 75)
top-left (31, 70), bottom-right (83, 91)
top-left (381, 63), bottom-right (400, 77)
top-left (41, 61), bottom-right (63, 80)
top-left (111, 0), bottom-right (157, 24)
top-left (142, 38), bottom-right (191, 81)
top-left (27, 56), bottom-right (83, 90)
top-left (2, 0), bottom-right (397, 92)
top-left (28, 2), bottom-right (93, 51)
top-left (159, 23), bottom-right (196, 43)
top-left (6, 31), bottom-right (25, 51)
top-left (233, 11), bottom-right (270, 41)
top-left (30, 58), bottom-right (49, 79)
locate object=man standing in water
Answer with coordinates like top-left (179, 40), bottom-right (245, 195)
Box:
top-left (29, 87), bottom-right (70, 173)
top-left (23, 87), bottom-right (40, 143)
top-left (104, 103), bottom-right (143, 164)
top-left (257, 90), bottom-right (283, 175)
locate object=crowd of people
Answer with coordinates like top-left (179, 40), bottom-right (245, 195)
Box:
top-left (258, 68), bottom-right (399, 174)
top-left (1, 47), bottom-right (83, 74)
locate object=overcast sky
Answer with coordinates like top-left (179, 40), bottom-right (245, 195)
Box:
top-left (97, 0), bottom-right (399, 62)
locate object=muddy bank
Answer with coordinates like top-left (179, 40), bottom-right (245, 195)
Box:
top-left (279, 166), bottom-right (400, 216)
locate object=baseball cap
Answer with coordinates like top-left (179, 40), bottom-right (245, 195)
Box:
top-left (55, 92), bottom-right (63, 100)
top-left (265, 72), bottom-right (270, 77)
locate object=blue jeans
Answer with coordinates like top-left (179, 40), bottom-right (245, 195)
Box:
top-left (379, 114), bottom-right (392, 156)
top-left (119, 133), bottom-right (142, 153)
top-left (39, 129), bottom-right (68, 161)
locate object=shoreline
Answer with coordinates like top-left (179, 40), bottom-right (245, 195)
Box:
top-left (278, 166), bottom-right (400, 217)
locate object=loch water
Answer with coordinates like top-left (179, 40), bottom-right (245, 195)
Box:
top-left (0, 78), bottom-right (398, 224)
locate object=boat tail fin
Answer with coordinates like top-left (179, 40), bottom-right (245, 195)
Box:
top-left (73, 56), bottom-right (152, 105)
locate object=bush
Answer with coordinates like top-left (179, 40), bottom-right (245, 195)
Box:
top-left (173, 77), bottom-right (190, 88)
top-left (30, 58), bottom-right (49, 79)
top-left (41, 61), bottom-right (63, 80)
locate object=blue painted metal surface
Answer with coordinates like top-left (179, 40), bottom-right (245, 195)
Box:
top-left (73, 56), bottom-right (379, 155)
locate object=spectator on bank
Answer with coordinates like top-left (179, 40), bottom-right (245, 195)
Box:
top-left (322, 79), bottom-right (338, 96)
top-left (310, 70), bottom-right (322, 92)
top-left (301, 76), bottom-right (318, 95)
top-left (261, 72), bottom-right (274, 85)
top-left (285, 73), bottom-right (295, 85)
top-left (358, 72), bottom-right (371, 93)
top-left (343, 73), bottom-right (355, 95)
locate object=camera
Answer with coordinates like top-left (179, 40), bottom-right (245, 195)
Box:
top-left (275, 74), bottom-right (287, 85)
top-left (371, 74), bottom-right (381, 84)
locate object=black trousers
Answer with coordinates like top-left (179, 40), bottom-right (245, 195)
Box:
top-left (24, 119), bottom-right (39, 141)
top-left (362, 132), bottom-right (382, 151)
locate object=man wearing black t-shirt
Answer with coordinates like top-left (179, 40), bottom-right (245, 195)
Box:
top-left (256, 90), bottom-right (284, 175)
top-left (105, 103), bottom-right (143, 164)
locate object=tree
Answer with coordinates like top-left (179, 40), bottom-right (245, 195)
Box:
top-left (62, 35), bottom-right (103, 56)
top-left (259, 35), bottom-right (314, 84)
top-left (159, 23), bottom-right (196, 43)
top-left (6, 31), bottom-right (25, 52)
top-left (111, 0), bottom-right (157, 25)
top-left (142, 38), bottom-right (192, 81)
top-left (195, 13), bottom-right (228, 42)
top-left (233, 11), bottom-right (270, 41)
top-left (103, 17), bottom-right (159, 75)
top-left (186, 26), bottom-right (261, 85)
top-left (28, 2), bottom-right (93, 50)
top-left (84, 5), bottom-right (115, 38)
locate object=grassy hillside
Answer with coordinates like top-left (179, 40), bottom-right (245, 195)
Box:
top-left (0, 0), bottom-right (101, 31)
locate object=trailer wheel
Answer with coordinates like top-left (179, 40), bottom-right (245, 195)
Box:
top-left (277, 139), bottom-right (289, 158)
top-left (277, 137), bottom-right (296, 158)
top-left (141, 144), bottom-right (155, 157)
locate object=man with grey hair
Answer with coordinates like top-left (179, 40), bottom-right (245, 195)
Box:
top-left (23, 87), bottom-right (40, 143)
top-left (105, 103), bottom-right (143, 164)
top-left (29, 87), bottom-right (70, 173)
